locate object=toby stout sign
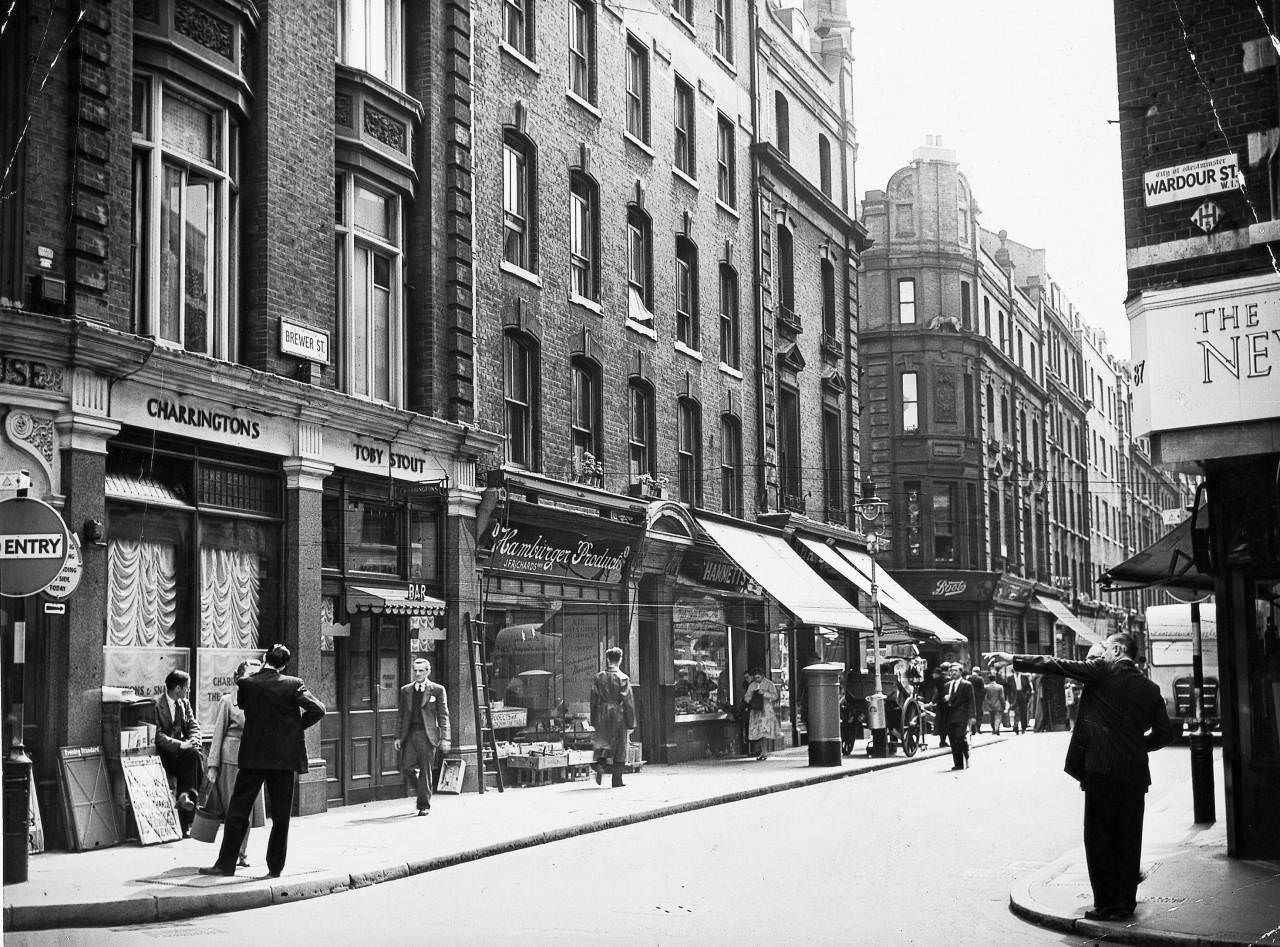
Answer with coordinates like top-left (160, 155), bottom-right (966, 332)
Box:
top-left (1129, 272), bottom-right (1280, 436)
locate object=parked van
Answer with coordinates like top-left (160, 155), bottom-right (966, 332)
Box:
top-left (1145, 603), bottom-right (1219, 736)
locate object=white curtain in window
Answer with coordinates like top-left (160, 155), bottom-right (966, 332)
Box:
top-left (107, 539), bottom-right (178, 647)
top-left (200, 546), bottom-right (260, 649)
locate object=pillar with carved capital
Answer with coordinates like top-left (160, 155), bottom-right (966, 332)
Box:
top-left (283, 455), bottom-right (333, 815)
top-left (443, 482), bottom-right (484, 790)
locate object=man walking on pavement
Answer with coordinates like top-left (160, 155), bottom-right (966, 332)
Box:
top-left (1011, 670), bottom-right (1032, 734)
top-left (943, 664), bottom-right (974, 770)
top-left (590, 646), bottom-right (636, 787)
top-left (200, 644), bottom-right (326, 878)
top-left (395, 657), bottom-right (451, 815)
top-left (987, 633), bottom-right (1173, 922)
top-left (967, 666), bottom-right (985, 736)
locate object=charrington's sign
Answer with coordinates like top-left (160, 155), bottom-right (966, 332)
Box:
top-left (483, 522), bottom-right (631, 584)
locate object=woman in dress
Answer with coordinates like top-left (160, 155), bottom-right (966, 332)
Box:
top-left (743, 668), bottom-right (781, 760)
top-left (206, 659), bottom-right (267, 866)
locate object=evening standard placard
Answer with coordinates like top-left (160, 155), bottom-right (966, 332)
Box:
top-left (1143, 153), bottom-right (1241, 207)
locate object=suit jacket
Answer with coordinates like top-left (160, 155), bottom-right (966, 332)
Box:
top-left (397, 680), bottom-right (451, 745)
top-left (236, 667), bottom-right (327, 774)
top-left (983, 681), bottom-right (1007, 713)
top-left (1012, 654), bottom-right (1173, 787)
top-left (941, 678), bottom-right (974, 727)
top-left (154, 694), bottom-right (202, 755)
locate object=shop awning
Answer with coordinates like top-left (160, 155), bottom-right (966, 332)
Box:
top-left (346, 585), bottom-right (447, 617)
top-left (825, 543), bottom-right (967, 644)
top-left (1033, 595), bottom-right (1104, 648)
top-left (797, 538), bottom-right (930, 643)
top-left (1099, 519), bottom-right (1214, 596)
top-left (695, 517), bottom-right (872, 632)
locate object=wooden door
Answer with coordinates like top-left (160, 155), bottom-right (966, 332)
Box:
top-left (341, 616), bottom-right (405, 803)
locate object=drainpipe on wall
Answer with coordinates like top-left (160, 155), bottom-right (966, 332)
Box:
top-left (748, 0), bottom-right (769, 514)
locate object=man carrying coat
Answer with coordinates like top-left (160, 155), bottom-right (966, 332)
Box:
top-left (395, 657), bottom-right (451, 815)
top-left (988, 633), bottom-right (1173, 922)
top-left (200, 644), bottom-right (326, 878)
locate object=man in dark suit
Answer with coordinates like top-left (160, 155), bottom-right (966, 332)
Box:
top-left (988, 633), bottom-right (1173, 922)
top-left (1010, 671), bottom-right (1032, 734)
top-left (200, 644), bottom-right (325, 878)
top-left (394, 657), bottom-right (451, 815)
top-left (155, 669), bottom-right (204, 836)
top-left (967, 666), bottom-right (985, 735)
top-left (942, 663), bottom-right (975, 770)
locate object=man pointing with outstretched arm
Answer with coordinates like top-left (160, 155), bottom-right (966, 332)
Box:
top-left (987, 633), bottom-right (1174, 923)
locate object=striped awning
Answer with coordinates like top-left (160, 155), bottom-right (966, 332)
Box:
top-left (346, 585), bottom-right (447, 617)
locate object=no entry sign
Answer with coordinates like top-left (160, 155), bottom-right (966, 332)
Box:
top-left (0, 496), bottom-right (71, 598)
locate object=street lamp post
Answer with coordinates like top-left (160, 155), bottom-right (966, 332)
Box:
top-left (854, 480), bottom-right (890, 758)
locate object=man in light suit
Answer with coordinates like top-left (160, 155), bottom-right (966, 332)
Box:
top-left (200, 644), bottom-right (325, 878)
top-left (942, 663), bottom-right (975, 771)
top-left (988, 634), bottom-right (1173, 922)
top-left (395, 657), bottom-right (451, 815)
top-left (155, 669), bottom-right (204, 836)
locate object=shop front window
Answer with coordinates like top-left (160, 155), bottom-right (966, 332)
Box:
top-left (485, 603), bottom-right (622, 731)
top-left (346, 495), bottom-right (399, 574)
top-left (673, 600), bottom-right (730, 717)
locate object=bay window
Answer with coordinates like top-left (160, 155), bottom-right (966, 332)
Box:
top-left (336, 0), bottom-right (405, 89)
top-left (335, 173), bottom-right (402, 404)
top-left (131, 77), bottom-right (238, 359)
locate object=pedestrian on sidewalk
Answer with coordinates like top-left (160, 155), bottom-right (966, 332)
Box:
top-left (395, 657), bottom-right (451, 816)
top-left (933, 664), bottom-right (950, 748)
top-left (942, 664), bottom-right (974, 770)
top-left (1011, 671), bottom-right (1032, 734)
top-left (967, 666), bottom-right (985, 736)
top-left (987, 633), bottom-right (1174, 922)
top-left (206, 659), bottom-right (266, 867)
top-left (200, 644), bottom-right (326, 879)
top-left (743, 668), bottom-right (782, 760)
top-left (1066, 680), bottom-right (1082, 730)
top-left (155, 669), bottom-right (204, 838)
top-left (590, 646), bottom-right (635, 787)
top-left (982, 674), bottom-right (1006, 734)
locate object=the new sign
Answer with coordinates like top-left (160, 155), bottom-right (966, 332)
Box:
top-left (1143, 153), bottom-right (1242, 208)
top-left (1129, 272), bottom-right (1280, 437)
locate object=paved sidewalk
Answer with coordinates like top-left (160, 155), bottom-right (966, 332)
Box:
top-left (3, 736), bottom-right (995, 932)
top-left (1010, 751), bottom-right (1280, 946)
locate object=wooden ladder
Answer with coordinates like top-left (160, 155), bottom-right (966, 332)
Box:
top-left (464, 612), bottom-right (504, 793)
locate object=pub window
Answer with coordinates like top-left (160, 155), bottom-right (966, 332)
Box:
top-left (131, 76), bottom-right (239, 360)
top-left (335, 173), bottom-right (402, 405)
top-left (337, 0), bottom-right (405, 89)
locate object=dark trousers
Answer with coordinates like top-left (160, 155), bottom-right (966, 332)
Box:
top-left (1013, 698), bottom-right (1029, 733)
top-left (157, 744), bottom-right (202, 830)
top-left (986, 710), bottom-right (1002, 734)
top-left (1083, 774), bottom-right (1147, 912)
top-left (948, 723), bottom-right (969, 769)
top-left (400, 728), bottom-right (437, 810)
top-left (594, 726), bottom-right (628, 787)
top-left (215, 768), bottom-right (294, 875)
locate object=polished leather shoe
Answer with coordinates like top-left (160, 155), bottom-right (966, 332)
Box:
top-left (950, 766), bottom-right (965, 771)
top-left (417, 808), bottom-right (429, 816)
top-left (176, 792), bottom-right (196, 812)
top-left (267, 871), bottom-right (282, 878)
top-left (1085, 908), bottom-right (1135, 922)
top-left (198, 865), bottom-right (234, 877)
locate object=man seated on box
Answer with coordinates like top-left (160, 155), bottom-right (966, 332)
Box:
top-left (155, 669), bottom-right (204, 837)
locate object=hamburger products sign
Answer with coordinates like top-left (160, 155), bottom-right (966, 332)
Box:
top-left (1129, 272), bottom-right (1280, 437)
top-left (483, 521), bottom-right (631, 584)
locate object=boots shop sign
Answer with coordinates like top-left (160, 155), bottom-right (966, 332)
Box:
top-left (1129, 272), bottom-right (1280, 436)
top-left (482, 522), bottom-right (631, 585)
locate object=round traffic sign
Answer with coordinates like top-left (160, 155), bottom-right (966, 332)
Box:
top-left (0, 496), bottom-right (72, 598)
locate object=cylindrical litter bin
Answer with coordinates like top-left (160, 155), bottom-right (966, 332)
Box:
top-left (803, 662), bottom-right (844, 766)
